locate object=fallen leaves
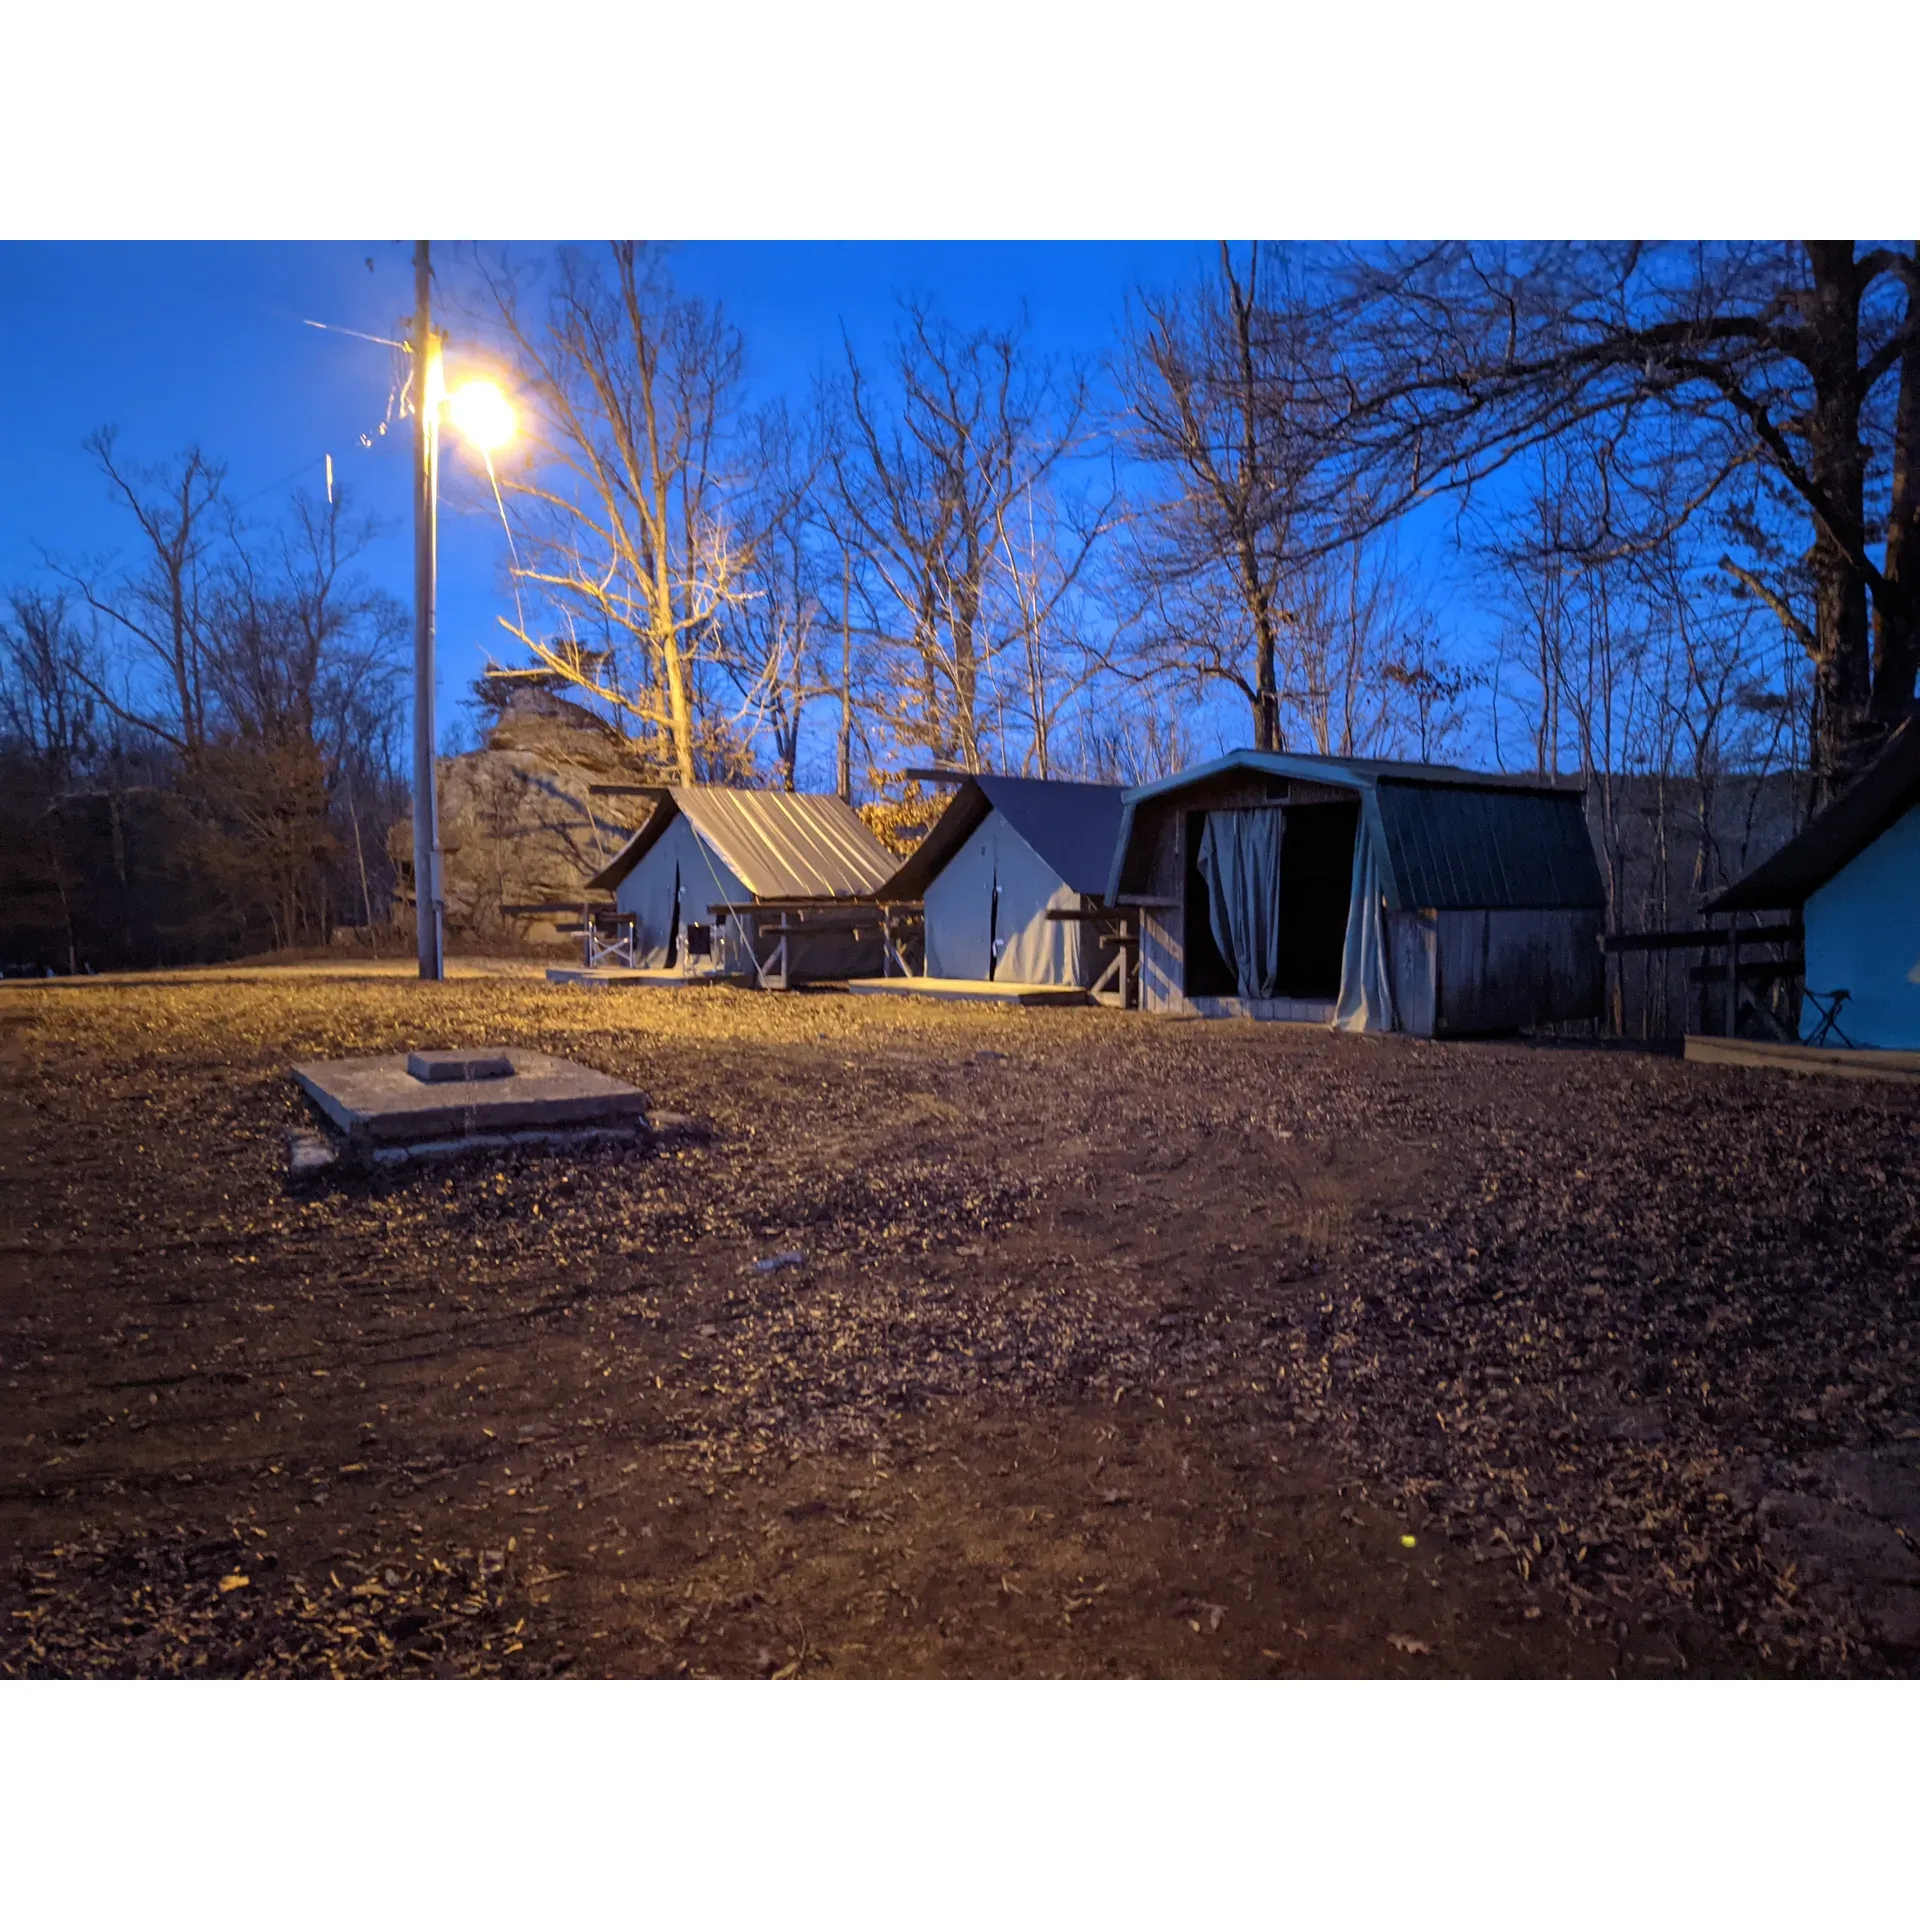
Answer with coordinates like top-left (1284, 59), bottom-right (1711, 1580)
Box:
top-left (3, 1526), bottom-right (551, 1678)
top-left (3, 977), bottom-right (1915, 1682)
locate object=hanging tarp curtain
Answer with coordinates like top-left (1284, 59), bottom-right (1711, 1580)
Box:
top-left (1198, 808), bottom-right (1285, 1000)
top-left (1333, 824), bottom-right (1396, 1032)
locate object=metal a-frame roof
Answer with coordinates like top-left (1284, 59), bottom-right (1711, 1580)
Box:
top-left (1709, 713), bottom-right (1920, 912)
top-left (1105, 748), bottom-right (1605, 912)
top-left (586, 787), bottom-right (899, 900)
top-left (875, 775), bottom-right (1128, 903)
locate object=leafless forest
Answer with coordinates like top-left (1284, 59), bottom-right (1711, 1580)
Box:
top-left (6, 243), bottom-right (1916, 1036)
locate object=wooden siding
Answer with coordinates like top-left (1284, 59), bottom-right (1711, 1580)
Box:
top-left (1127, 772), bottom-right (1350, 1015)
top-left (1433, 908), bottom-right (1604, 1033)
top-left (1384, 909), bottom-right (1438, 1038)
top-left (1139, 905), bottom-right (1187, 1013)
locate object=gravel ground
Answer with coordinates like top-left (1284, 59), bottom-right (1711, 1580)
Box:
top-left (1, 979), bottom-right (1914, 1678)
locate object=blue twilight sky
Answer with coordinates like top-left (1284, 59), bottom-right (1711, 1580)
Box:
top-left (2, 240), bottom-right (1220, 749)
top-left (2, 240), bottom-right (1480, 771)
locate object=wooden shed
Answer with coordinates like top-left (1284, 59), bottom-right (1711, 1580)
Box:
top-left (1105, 750), bottom-right (1605, 1035)
top-left (585, 787), bottom-right (900, 984)
top-left (1708, 713), bottom-right (1920, 1049)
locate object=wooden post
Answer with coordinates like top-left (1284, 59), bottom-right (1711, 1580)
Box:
top-left (411, 240), bottom-right (444, 982)
top-left (1724, 918), bottom-right (1738, 1037)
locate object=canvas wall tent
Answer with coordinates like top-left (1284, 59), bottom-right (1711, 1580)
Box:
top-left (1106, 750), bottom-right (1606, 1035)
top-left (1708, 714), bottom-right (1920, 1049)
top-left (585, 787), bottom-right (900, 979)
top-left (876, 777), bottom-right (1128, 990)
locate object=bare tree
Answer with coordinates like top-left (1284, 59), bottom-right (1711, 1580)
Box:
top-left (1329, 242), bottom-right (1920, 794)
top-left (719, 403), bottom-right (838, 790)
top-left (0, 592), bottom-right (103, 971)
top-left (830, 302), bottom-right (1097, 774)
top-left (1478, 436), bottom-right (1809, 1034)
top-left (175, 486), bottom-right (407, 948)
top-left (1071, 675), bottom-right (1196, 787)
top-left (1114, 243), bottom-right (1334, 749)
top-left (0, 591), bottom-right (99, 788)
top-left (477, 243), bottom-right (755, 782)
top-left (1281, 535), bottom-right (1457, 758)
top-left (991, 478), bottom-right (1117, 777)
top-left (51, 433), bottom-right (226, 754)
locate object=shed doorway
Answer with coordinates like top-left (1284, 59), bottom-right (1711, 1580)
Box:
top-left (1183, 801), bottom-right (1359, 1000)
top-left (1275, 802), bottom-right (1359, 997)
top-left (1183, 810), bottom-right (1237, 996)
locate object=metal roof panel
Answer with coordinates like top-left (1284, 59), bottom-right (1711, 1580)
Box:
top-left (1372, 781), bottom-right (1605, 910)
top-left (586, 788), bottom-right (898, 899)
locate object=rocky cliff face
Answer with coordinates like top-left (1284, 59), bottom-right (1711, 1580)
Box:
top-left (390, 684), bottom-right (657, 946)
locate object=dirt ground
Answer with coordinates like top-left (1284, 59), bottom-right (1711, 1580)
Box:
top-left (2, 978), bottom-right (1915, 1679)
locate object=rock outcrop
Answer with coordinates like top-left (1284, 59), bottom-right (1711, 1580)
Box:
top-left (391, 680), bottom-right (657, 946)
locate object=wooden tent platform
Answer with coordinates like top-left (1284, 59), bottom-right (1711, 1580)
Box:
top-left (544, 967), bottom-right (751, 990)
top-left (847, 976), bottom-right (1092, 1008)
top-left (1684, 1034), bottom-right (1920, 1084)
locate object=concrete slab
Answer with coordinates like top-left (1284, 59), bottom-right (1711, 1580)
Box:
top-left (1685, 1034), bottom-right (1920, 1083)
top-left (543, 968), bottom-right (750, 989)
top-left (847, 976), bottom-right (1092, 1008)
top-left (1190, 994), bottom-right (1335, 1025)
top-left (292, 1048), bottom-right (649, 1144)
top-left (407, 1048), bottom-right (513, 1082)
top-left (287, 1128), bottom-right (340, 1180)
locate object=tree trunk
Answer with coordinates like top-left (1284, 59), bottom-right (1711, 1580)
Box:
top-left (654, 575), bottom-right (696, 785)
top-left (1870, 259), bottom-right (1920, 735)
top-left (1227, 244), bottom-right (1282, 754)
top-left (837, 554), bottom-right (853, 801)
top-left (951, 594), bottom-right (981, 771)
top-left (1803, 243), bottom-right (1875, 797)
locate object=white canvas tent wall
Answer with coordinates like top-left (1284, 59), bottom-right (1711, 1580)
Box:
top-left (923, 809), bottom-right (1101, 984)
top-left (609, 810), bottom-right (756, 972)
top-left (878, 777), bottom-right (1126, 989)
top-left (1709, 713), bottom-right (1920, 1048)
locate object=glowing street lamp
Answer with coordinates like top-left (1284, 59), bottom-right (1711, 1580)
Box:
top-left (409, 243), bottom-right (516, 982)
top-left (447, 378), bottom-right (515, 455)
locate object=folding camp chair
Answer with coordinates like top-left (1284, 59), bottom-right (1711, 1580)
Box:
top-left (1803, 987), bottom-right (1853, 1048)
top-left (680, 922), bottom-right (712, 976)
top-left (576, 908), bottom-right (637, 971)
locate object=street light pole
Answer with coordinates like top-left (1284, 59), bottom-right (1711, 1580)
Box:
top-left (410, 240), bottom-right (444, 982)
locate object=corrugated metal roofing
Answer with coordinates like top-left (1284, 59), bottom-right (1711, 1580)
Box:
top-left (1710, 714), bottom-right (1920, 912)
top-left (1372, 781), bottom-right (1605, 910)
top-left (877, 776), bottom-right (1127, 902)
top-left (1116, 746), bottom-right (1562, 806)
top-left (1106, 748), bottom-right (1604, 911)
top-left (587, 787), bottom-right (899, 900)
